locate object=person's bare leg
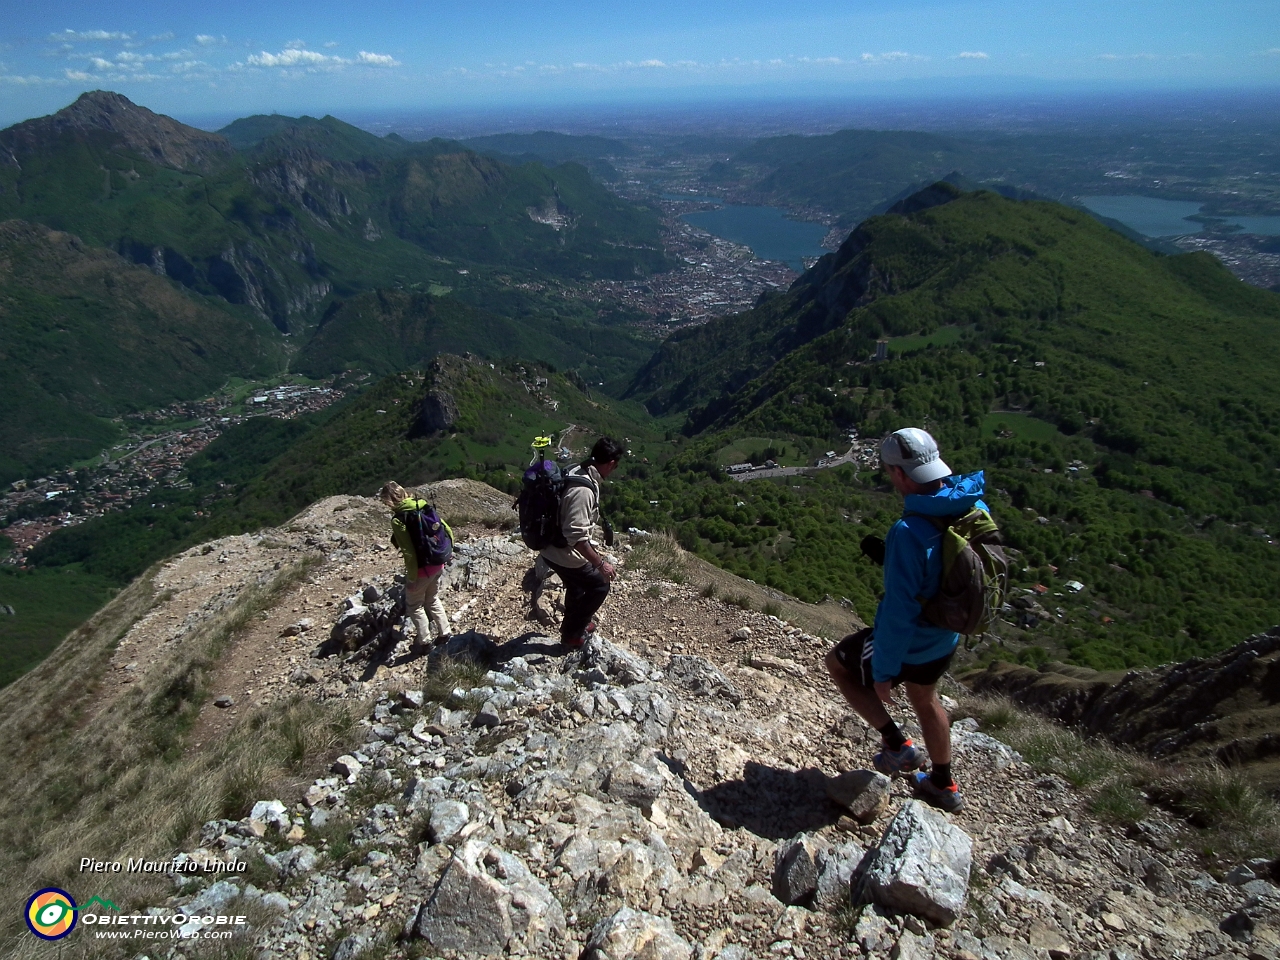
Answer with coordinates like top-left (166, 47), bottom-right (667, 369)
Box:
top-left (903, 681), bottom-right (951, 765)
top-left (825, 651), bottom-right (892, 729)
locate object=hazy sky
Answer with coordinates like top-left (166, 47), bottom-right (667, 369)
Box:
top-left (1, 0), bottom-right (1278, 127)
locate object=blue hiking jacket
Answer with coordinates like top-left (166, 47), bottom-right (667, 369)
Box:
top-left (871, 471), bottom-right (988, 683)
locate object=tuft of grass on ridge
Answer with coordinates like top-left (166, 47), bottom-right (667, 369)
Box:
top-left (956, 694), bottom-right (1280, 862)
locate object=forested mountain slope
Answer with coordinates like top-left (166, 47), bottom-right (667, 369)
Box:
top-left (293, 288), bottom-right (655, 384)
top-left (723, 128), bottom-right (980, 223)
top-left (0, 93), bottom-right (668, 336)
top-left (0, 219), bottom-right (281, 482)
top-left (29, 354), bottom-right (660, 586)
top-left (621, 184), bottom-right (1280, 668)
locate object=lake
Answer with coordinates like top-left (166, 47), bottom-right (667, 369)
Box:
top-left (1080, 195), bottom-right (1280, 238)
top-left (682, 204), bottom-right (829, 271)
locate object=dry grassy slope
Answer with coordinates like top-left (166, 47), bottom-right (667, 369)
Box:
top-left (2, 478), bottom-right (1277, 960)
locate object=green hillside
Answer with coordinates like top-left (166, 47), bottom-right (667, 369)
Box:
top-left (725, 129), bottom-right (981, 223)
top-left (237, 114), bottom-right (665, 281)
top-left (622, 185), bottom-right (1280, 669)
top-left (461, 131), bottom-right (630, 164)
top-left (28, 355), bottom-right (663, 588)
top-left (461, 131), bottom-right (629, 181)
top-left (293, 288), bottom-right (655, 385)
top-left (0, 219), bottom-right (282, 482)
top-left (218, 113), bottom-right (382, 151)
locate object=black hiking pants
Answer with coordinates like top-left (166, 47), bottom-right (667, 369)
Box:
top-left (544, 558), bottom-right (610, 642)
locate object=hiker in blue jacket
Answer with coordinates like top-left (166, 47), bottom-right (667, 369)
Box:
top-left (825, 427), bottom-right (988, 812)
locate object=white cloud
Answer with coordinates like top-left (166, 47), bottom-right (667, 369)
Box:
top-left (245, 48), bottom-right (331, 67)
top-left (1265, 48), bottom-right (1280, 56)
top-left (148, 32), bottom-right (175, 42)
top-left (1096, 52), bottom-right (1158, 60)
top-left (238, 47), bottom-right (401, 70)
top-left (194, 35), bottom-right (224, 46)
top-left (860, 51), bottom-right (926, 63)
top-left (957, 51), bottom-right (989, 59)
top-left (285, 39), bottom-right (308, 50)
top-left (324, 41), bottom-right (339, 48)
top-left (51, 29), bottom-right (133, 43)
top-left (1, 73), bottom-right (50, 85)
top-left (64, 69), bottom-right (93, 80)
top-left (638, 59), bottom-right (666, 68)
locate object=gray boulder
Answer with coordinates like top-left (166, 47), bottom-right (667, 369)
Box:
top-left (413, 848), bottom-right (512, 955)
top-left (605, 760), bottom-right (664, 808)
top-left (665, 655), bottom-right (743, 704)
top-left (331, 755), bottom-right (362, 783)
top-left (825, 770), bottom-right (891, 824)
top-left (178, 880), bottom-right (240, 917)
top-left (412, 840), bottom-right (564, 955)
top-left (427, 800), bottom-right (470, 844)
top-left (331, 933), bottom-right (368, 960)
top-left (814, 841), bottom-right (867, 912)
top-left (569, 636), bottom-right (656, 686)
top-left (864, 799), bottom-right (972, 927)
top-left (582, 906), bottom-right (693, 960)
top-left (473, 699), bottom-right (502, 728)
top-left (268, 844), bottom-right (317, 879)
top-left (773, 836), bottom-right (818, 906)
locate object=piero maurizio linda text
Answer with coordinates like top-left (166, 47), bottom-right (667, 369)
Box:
top-left (79, 857), bottom-right (247, 874)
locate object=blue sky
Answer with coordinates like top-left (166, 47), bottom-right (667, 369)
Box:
top-left (1, 0), bottom-right (1278, 128)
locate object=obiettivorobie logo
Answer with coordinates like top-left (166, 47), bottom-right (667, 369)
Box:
top-left (25, 889), bottom-right (119, 940)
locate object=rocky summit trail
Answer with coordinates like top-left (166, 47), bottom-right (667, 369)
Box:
top-left (94, 481), bottom-right (1279, 960)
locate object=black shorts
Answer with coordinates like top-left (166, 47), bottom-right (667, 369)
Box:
top-left (830, 627), bottom-right (953, 688)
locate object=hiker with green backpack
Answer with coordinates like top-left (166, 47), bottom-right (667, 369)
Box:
top-left (825, 428), bottom-right (1008, 812)
top-left (379, 482), bottom-right (454, 654)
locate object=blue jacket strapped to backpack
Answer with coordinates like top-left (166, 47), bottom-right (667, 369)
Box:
top-left (871, 471), bottom-right (989, 683)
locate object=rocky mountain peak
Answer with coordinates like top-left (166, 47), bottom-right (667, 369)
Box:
top-left (0, 89), bottom-right (233, 172)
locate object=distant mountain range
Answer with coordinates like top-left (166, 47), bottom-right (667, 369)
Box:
top-left (0, 93), bottom-right (666, 334)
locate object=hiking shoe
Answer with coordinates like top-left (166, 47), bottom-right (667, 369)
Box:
top-left (872, 738), bottom-right (921, 775)
top-left (913, 772), bottom-right (964, 812)
top-left (562, 634), bottom-right (586, 650)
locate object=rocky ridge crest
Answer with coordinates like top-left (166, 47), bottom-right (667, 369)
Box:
top-left (41, 481), bottom-right (1280, 959)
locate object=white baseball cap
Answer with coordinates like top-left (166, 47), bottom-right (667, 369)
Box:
top-left (880, 428), bottom-right (952, 483)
